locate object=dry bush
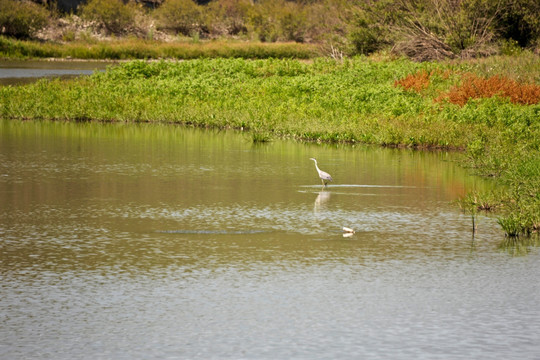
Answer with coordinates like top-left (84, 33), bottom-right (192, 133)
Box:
top-left (394, 69), bottom-right (432, 93)
top-left (388, 0), bottom-right (501, 61)
top-left (393, 34), bottom-right (457, 62)
top-left (440, 74), bottom-right (540, 106)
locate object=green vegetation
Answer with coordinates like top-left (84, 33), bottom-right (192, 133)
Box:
top-left (0, 55), bottom-right (538, 236)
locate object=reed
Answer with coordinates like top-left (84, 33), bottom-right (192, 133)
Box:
top-left (0, 36), bottom-right (319, 60)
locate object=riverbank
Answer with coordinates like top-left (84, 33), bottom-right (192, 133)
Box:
top-left (0, 55), bottom-right (538, 235)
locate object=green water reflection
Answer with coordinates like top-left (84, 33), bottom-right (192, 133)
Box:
top-left (1, 119), bottom-right (505, 274)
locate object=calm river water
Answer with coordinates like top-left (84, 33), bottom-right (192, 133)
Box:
top-left (1, 119), bottom-right (539, 359)
top-left (0, 60), bottom-right (109, 86)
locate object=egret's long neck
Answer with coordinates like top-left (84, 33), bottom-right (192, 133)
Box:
top-left (312, 160), bottom-right (320, 172)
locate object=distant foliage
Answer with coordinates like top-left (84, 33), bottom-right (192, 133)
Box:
top-left (0, 0), bottom-right (49, 38)
top-left (1, 0), bottom-right (539, 60)
top-left (205, 0), bottom-right (253, 36)
top-left (154, 0), bottom-right (203, 36)
top-left (80, 0), bottom-right (139, 35)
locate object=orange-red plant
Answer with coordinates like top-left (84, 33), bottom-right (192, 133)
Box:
top-left (441, 73), bottom-right (540, 106)
top-left (394, 69), bottom-right (431, 93)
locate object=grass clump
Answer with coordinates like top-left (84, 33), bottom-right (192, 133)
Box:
top-left (251, 131), bottom-right (272, 144)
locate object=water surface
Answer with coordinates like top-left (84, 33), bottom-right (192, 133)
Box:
top-left (1, 120), bottom-right (539, 359)
top-left (0, 60), bottom-right (109, 85)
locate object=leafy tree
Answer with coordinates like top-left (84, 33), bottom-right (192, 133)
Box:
top-left (0, 0), bottom-right (49, 39)
top-left (206, 0), bottom-right (254, 36)
top-left (498, 0), bottom-right (540, 48)
top-left (80, 0), bottom-right (139, 35)
top-left (349, 9), bottom-right (385, 55)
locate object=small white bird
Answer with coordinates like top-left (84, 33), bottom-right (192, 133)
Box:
top-left (309, 158), bottom-right (333, 186)
top-left (342, 227), bottom-right (355, 238)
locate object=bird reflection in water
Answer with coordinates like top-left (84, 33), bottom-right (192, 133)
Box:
top-left (314, 189), bottom-right (331, 213)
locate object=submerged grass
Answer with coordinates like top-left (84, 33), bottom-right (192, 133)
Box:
top-left (498, 234), bottom-right (540, 257)
top-left (0, 54), bottom-right (538, 235)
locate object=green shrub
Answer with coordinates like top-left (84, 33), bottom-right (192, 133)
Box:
top-left (154, 0), bottom-right (202, 36)
top-left (205, 0), bottom-right (253, 37)
top-left (350, 27), bottom-right (380, 55)
top-left (0, 0), bottom-right (49, 39)
top-left (249, 0), bottom-right (307, 42)
top-left (498, 0), bottom-right (540, 48)
top-left (348, 10), bottom-right (386, 56)
top-left (62, 30), bottom-right (76, 42)
top-left (500, 39), bottom-right (523, 56)
top-left (80, 0), bottom-right (138, 35)
top-left (249, 0), bottom-right (280, 42)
